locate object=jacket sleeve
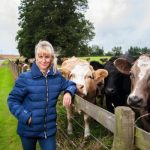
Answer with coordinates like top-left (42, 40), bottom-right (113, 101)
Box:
top-left (60, 75), bottom-right (77, 97)
top-left (7, 73), bottom-right (31, 124)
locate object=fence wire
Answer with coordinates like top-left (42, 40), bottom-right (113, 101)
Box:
top-left (57, 106), bottom-right (111, 150)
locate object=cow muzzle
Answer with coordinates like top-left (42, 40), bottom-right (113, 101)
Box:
top-left (76, 84), bottom-right (87, 97)
top-left (105, 88), bottom-right (116, 96)
top-left (127, 95), bottom-right (145, 108)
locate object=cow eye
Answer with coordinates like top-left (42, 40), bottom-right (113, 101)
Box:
top-left (130, 72), bottom-right (134, 79)
top-left (88, 75), bottom-right (94, 79)
top-left (69, 74), bottom-right (72, 78)
top-left (69, 74), bottom-right (75, 79)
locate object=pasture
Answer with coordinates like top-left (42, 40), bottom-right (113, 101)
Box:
top-left (79, 56), bottom-right (110, 63)
top-left (0, 60), bottom-right (113, 149)
top-left (0, 61), bottom-right (22, 150)
top-left (1, 58), bottom-right (146, 150)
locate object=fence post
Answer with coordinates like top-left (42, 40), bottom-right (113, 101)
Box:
top-left (112, 106), bottom-right (135, 150)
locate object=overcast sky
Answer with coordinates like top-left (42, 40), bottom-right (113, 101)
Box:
top-left (1, 0), bottom-right (150, 55)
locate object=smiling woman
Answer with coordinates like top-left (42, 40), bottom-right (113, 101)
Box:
top-left (7, 40), bottom-right (77, 150)
top-left (35, 41), bottom-right (57, 75)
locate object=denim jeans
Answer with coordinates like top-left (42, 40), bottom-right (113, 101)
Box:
top-left (20, 135), bottom-right (56, 150)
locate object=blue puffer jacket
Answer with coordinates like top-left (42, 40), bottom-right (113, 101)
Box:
top-left (7, 62), bottom-right (76, 138)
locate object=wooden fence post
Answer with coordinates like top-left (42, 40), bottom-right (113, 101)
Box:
top-left (112, 106), bottom-right (135, 150)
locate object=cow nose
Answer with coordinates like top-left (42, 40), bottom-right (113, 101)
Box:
top-left (128, 95), bottom-right (143, 107)
top-left (105, 88), bottom-right (115, 95)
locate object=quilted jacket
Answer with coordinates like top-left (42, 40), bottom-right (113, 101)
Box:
top-left (7, 62), bottom-right (77, 138)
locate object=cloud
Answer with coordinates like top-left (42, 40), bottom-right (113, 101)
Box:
top-left (86, 0), bottom-right (150, 52)
top-left (1, 0), bottom-right (150, 55)
top-left (0, 0), bottom-right (19, 54)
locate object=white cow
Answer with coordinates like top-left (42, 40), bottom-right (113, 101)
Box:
top-left (60, 57), bottom-right (108, 137)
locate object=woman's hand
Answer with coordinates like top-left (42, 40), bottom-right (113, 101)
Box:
top-left (63, 92), bottom-right (72, 107)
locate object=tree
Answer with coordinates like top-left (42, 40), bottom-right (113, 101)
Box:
top-left (16, 0), bottom-right (95, 58)
top-left (128, 46), bottom-right (150, 57)
top-left (141, 47), bottom-right (150, 54)
top-left (112, 46), bottom-right (123, 56)
top-left (128, 46), bottom-right (141, 56)
top-left (90, 45), bottom-right (104, 56)
top-left (105, 51), bottom-right (113, 56)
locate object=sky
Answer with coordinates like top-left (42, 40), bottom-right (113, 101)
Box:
top-left (0, 0), bottom-right (150, 55)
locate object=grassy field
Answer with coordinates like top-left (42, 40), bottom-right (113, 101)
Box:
top-left (0, 61), bottom-right (22, 150)
top-left (0, 60), bottom-right (113, 150)
top-left (0, 61), bottom-right (42, 150)
top-left (79, 56), bottom-right (110, 63)
top-left (56, 100), bottom-right (113, 149)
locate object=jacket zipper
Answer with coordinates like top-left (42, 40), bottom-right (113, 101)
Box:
top-left (44, 76), bottom-right (48, 139)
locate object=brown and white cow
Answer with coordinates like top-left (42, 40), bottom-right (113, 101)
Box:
top-left (114, 54), bottom-right (150, 131)
top-left (60, 57), bottom-right (108, 137)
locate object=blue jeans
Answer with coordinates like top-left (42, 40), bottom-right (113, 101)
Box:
top-left (20, 135), bottom-right (56, 150)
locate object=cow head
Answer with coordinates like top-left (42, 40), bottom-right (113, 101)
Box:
top-left (104, 57), bottom-right (126, 96)
top-left (60, 57), bottom-right (108, 100)
top-left (114, 54), bottom-right (150, 109)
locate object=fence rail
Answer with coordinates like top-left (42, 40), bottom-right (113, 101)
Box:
top-left (9, 60), bottom-right (150, 150)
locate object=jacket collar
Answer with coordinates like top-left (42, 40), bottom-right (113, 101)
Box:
top-left (31, 62), bottom-right (58, 78)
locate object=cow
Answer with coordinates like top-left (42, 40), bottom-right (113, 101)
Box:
top-left (21, 58), bottom-right (30, 72)
top-left (104, 55), bottom-right (135, 113)
top-left (90, 61), bottom-right (104, 70)
top-left (60, 57), bottom-right (108, 138)
top-left (90, 61), bottom-right (105, 106)
top-left (114, 54), bottom-right (150, 132)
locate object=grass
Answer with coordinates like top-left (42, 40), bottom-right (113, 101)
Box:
top-left (56, 96), bottom-right (113, 150)
top-left (0, 61), bottom-right (41, 150)
top-left (79, 56), bottom-right (111, 63)
top-left (0, 59), bottom-right (140, 150)
top-left (0, 59), bottom-right (113, 150)
top-left (0, 61), bottom-right (22, 150)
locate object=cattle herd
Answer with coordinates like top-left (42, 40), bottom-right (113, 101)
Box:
top-left (14, 58), bottom-right (34, 73)
top-left (14, 53), bottom-right (150, 136)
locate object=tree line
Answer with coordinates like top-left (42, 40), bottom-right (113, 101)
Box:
top-left (15, 0), bottom-right (150, 58)
top-left (92, 46), bottom-right (150, 57)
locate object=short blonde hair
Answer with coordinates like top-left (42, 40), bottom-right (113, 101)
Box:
top-left (35, 40), bottom-right (57, 73)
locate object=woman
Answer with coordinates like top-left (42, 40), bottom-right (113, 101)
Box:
top-left (7, 40), bottom-right (77, 150)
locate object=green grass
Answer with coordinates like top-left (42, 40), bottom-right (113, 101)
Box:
top-left (1, 58), bottom-right (141, 150)
top-left (0, 61), bottom-right (22, 150)
top-left (0, 61), bottom-right (41, 150)
top-left (0, 60), bottom-right (113, 150)
top-left (56, 96), bottom-right (113, 150)
top-left (79, 56), bottom-right (111, 63)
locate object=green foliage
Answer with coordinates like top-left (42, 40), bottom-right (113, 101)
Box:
top-left (111, 46), bottom-right (123, 56)
top-left (128, 46), bottom-right (150, 57)
top-left (89, 45), bottom-right (104, 56)
top-left (105, 51), bottom-right (113, 56)
top-left (16, 0), bottom-right (95, 58)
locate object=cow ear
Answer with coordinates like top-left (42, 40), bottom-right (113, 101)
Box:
top-left (93, 69), bottom-right (108, 80)
top-left (114, 58), bottom-right (132, 75)
top-left (59, 67), bottom-right (71, 79)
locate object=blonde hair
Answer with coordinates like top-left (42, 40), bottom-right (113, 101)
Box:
top-left (35, 40), bottom-right (57, 73)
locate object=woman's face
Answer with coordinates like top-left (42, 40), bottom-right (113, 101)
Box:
top-left (36, 49), bottom-right (53, 72)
